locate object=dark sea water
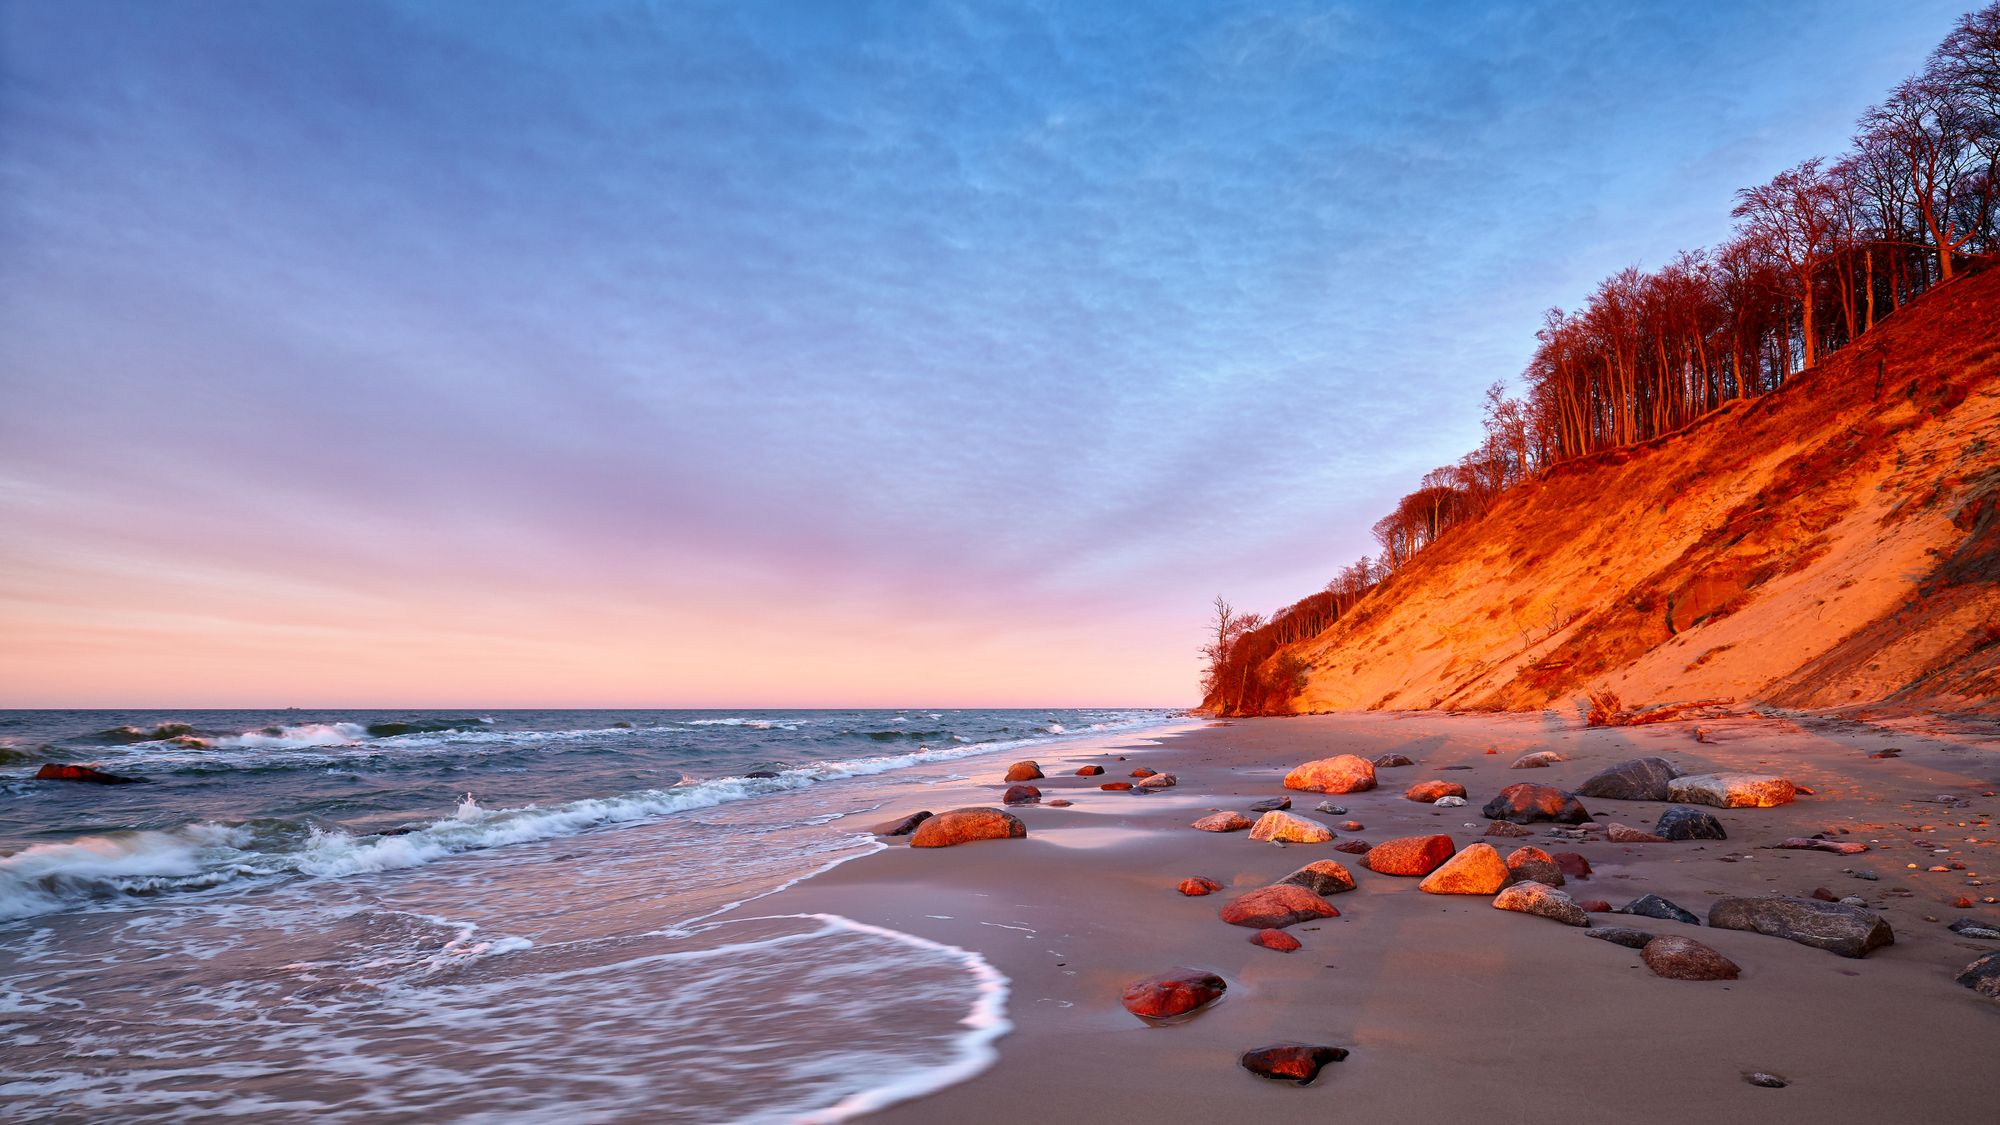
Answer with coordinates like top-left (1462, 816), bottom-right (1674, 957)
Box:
top-left (0, 708), bottom-right (1179, 1122)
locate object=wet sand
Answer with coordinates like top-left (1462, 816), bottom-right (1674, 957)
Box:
top-left (744, 710), bottom-right (2000, 1123)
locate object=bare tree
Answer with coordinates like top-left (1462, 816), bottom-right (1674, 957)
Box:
top-left (1733, 158), bottom-right (1842, 369)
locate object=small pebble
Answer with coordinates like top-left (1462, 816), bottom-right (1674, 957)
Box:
top-left (1745, 1072), bottom-right (1788, 1089)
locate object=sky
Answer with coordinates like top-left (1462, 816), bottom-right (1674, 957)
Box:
top-left (0, 0), bottom-right (1969, 708)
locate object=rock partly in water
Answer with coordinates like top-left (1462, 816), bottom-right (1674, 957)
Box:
top-left (1277, 858), bottom-right (1358, 896)
top-left (1130, 767), bottom-right (1156, 779)
top-left (1250, 928), bottom-right (1303, 952)
top-left (1283, 754), bottom-right (1378, 794)
top-left (1492, 881), bottom-right (1591, 926)
top-left (1554, 852), bottom-right (1592, 879)
top-left (1505, 846), bottom-right (1565, 887)
top-left (1655, 805), bottom-right (1728, 841)
top-left (1617, 894), bottom-right (1701, 926)
top-left (1511, 751), bottom-right (1565, 768)
top-left (1239, 1044), bottom-right (1348, 1085)
top-left (1957, 952), bottom-right (2000, 999)
top-left (1121, 968), bottom-right (1227, 1021)
top-left (1100, 782), bottom-right (1134, 791)
top-left (1481, 783), bottom-right (1592, 825)
top-left (909, 807), bottom-right (1028, 848)
top-left (1248, 811), bottom-right (1334, 844)
top-left (1373, 753), bottom-right (1415, 768)
top-left (1003, 761), bottom-right (1044, 782)
top-left (1076, 765), bottom-right (1105, 776)
top-left (1668, 774), bottom-right (1797, 809)
top-left (1137, 773), bottom-right (1178, 790)
top-left (1585, 926), bottom-right (1657, 949)
top-left (34, 764), bottom-right (147, 785)
top-left (1364, 834), bottom-right (1456, 876)
top-left (1002, 784), bottom-right (1041, 805)
top-left (1193, 811), bottom-right (1254, 833)
top-left (872, 810), bottom-right (933, 836)
top-left (1248, 796), bottom-right (1291, 813)
top-left (1642, 936), bottom-right (1741, 981)
top-left (1178, 876), bottom-right (1223, 896)
top-left (1419, 843), bottom-right (1514, 895)
top-left (1219, 884), bottom-right (1339, 928)
top-left (1405, 780), bottom-right (1467, 803)
top-left (1707, 896), bottom-right (1894, 958)
top-left (1608, 822), bottom-right (1672, 843)
top-left (1574, 757), bottom-right (1684, 802)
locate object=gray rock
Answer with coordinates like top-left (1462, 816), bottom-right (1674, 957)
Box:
top-left (1575, 757), bottom-right (1683, 802)
top-left (1248, 797), bottom-right (1291, 813)
top-left (1707, 895), bottom-right (1894, 958)
top-left (1616, 894), bottom-right (1701, 926)
top-left (1584, 926), bottom-right (1657, 949)
top-left (1957, 952), bottom-right (2000, 999)
top-left (1655, 804), bottom-right (1727, 841)
top-left (1950, 917), bottom-right (2000, 939)
top-left (1745, 1073), bottom-right (1788, 1088)
top-left (1315, 802), bottom-right (1347, 815)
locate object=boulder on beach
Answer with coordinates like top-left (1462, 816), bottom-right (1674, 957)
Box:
top-left (1193, 811), bottom-right (1253, 833)
top-left (1585, 926), bottom-right (1656, 949)
top-left (1100, 782), bottom-right (1134, 791)
top-left (1616, 894), bottom-right (1700, 926)
top-left (1178, 876), bottom-right (1223, 896)
top-left (1276, 858), bottom-right (1357, 896)
top-left (34, 763), bottom-right (147, 785)
top-left (1283, 755), bottom-right (1378, 794)
top-left (1002, 784), bottom-right (1041, 805)
top-left (1642, 936), bottom-right (1741, 980)
top-left (1250, 928), bottom-right (1302, 952)
top-left (1372, 753), bottom-right (1415, 768)
top-left (1405, 779), bottom-right (1466, 803)
top-left (1957, 952), bottom-right (2000, 999)
top-left (1608, 822), bottom-right (1671, 843)
top-left (1707, 896), bottom-right (1893, 958)
top-left (1248, 796), bottom-right (1291, 813)
top-left (1481, 783), bottom-right (1592, 825)
top-left (1075, 765), bottom-right (1105, 776)
top-left (1483, 820), bottom-right (1533, 838)
top-left (1131, 767), bottom-right (1156, 779)
top-left (1511, 751), bottom-right (1565, 768)
top-left (1654, 805), bottom-right (1727, 841)
top-left (1435, 795), bottom-right (1466, 807)
top-left (1219, 884), bottom-right (1339, 928)
top-left (1240, 1044), bottom-right (1348, 1085)
top-left (909, 807), bottom-right (1028, 848)
top-left (1577, 899), bottom-right (1614, 913)
top-left (1950, 918), bottom-right (2000, 939)
top-left (1137, 773), bottom-right (1177, 790)
top-left (1493, 881), bottom-right (1591, 926)
top-left (871, 810), bottom-right (933, 836)
top-left (1003, 761), bottom-right (1044, 782)
top-left (1419, 843), bottom-right (1513, 895)
top-left (1333, 840), bottom-right (1372, 855)
top-left (1505, 846), bottom-right (1565, 887)
top-left (1248, 810), bottom-right (1334, 844)
top-left (1364, 834), bottom-right (1456, 876)
top-left (1575, 757), bottom-right (1684, 802)
top-left (1667, 773), bottom-right (1797, 809)
top-left (1554, 852), bottom-right (1592, 880)
top-left (1121, 968), bottom-right (1226, 1021)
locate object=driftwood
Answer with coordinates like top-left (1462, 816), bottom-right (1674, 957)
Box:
top-left (1585, 689), bottom-right (1735, 728)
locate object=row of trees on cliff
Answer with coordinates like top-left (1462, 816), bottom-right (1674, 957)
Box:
top-left (1203, 4), bottom-right (2000, 712)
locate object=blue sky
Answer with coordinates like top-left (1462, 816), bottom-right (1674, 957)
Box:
top-left (0, 0), bottom-right (1967, 705)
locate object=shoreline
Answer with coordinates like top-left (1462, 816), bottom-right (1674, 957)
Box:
top-left (739, 709), bottom-right (2000, 1122)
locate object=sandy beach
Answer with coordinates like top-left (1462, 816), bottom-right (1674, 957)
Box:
top-left (744, 710), bottom-right (2000, 1123)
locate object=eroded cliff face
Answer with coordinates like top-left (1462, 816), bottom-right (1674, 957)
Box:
top-left (1269, 267), bottom-right (2000, 719)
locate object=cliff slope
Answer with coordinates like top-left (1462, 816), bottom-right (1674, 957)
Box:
top-left (1261, 266), bottom-right (2000, 719)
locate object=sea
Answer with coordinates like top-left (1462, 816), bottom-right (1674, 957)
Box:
top-left (0, 707), bottom-right (1183, 1123)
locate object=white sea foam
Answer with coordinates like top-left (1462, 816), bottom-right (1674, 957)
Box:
top-left (214, 722), bottom-right (370, 749)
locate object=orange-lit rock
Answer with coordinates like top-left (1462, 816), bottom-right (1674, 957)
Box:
top-left (1419, 843), bottom-right (1513, 894)
top-left (1364, 834), bottom-right (1456, 876)
top-left (1248, 811), bottom-right (1334, 843)
top-left (1607, 822), bottom-right (1671, 843)
top-left (1240, 1044), bottom-right (1348, 1085)
top-left (1282, 755), bottom-right (1378, 794)
top-left (1121, 968), bottom-right (1226, 1021)
top-left (1482, 783), bottom-right (1593, 825)
top-left (1100, 782), bottom-right (1134, 791)
top-left (1002, 784), bottom-right (1041, 805)
top-left (1002, 760), bottom-right (1043, 782)
top-left (1075, 765), bottom-right (1105, 776)
top-left (34, 763), bottom-right (145, 785)
top-left (1178, 876), bottom-right (1223, 896)
top-left (1668, 774), bottom-right (1797, 808)
top-left (1505, 846), bottom-right (1565, 886)
top-left (1131, 767), bottom-right (1157, 779)
top-left (1405, 780), bottom-right (1467, 802)
top-left (1193, 811), bottom-right (1253, 832)
top-left (1276, 858), bottom-right (1357, 896)
top-left (1219, 884), bottom-right (1339, 928)
top-left (1492, 881), bottom-right (1591, 926)
top-left (909, 807), bottom-right (1028, 848)
top-left (1250, 928), bottom-right (1302, 952)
